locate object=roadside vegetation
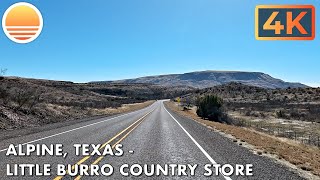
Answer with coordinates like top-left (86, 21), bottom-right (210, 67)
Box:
top-left (196, 94), bottom-right (223, 120)
top-left (177, 82), bottom-right (320, 148)
top-left (195, 94), bottom-right (232, 124)
top-left (0, 68), bottom-right (7, 80)
top-left (170, 82), bottom-right (320, 177)
top-left (0, 76), bottom-right (193, 130)
top-left (165, 101), bottom-right (320, 178)
top-left (196, 82), bottom-right (320, 123)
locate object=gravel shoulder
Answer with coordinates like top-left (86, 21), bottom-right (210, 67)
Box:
top-left (165, 101), bottom-right (320, 179)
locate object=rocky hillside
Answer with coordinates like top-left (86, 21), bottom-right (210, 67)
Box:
top-left (180, 82), bottom-right (320, 123)
top-left (0, 77), bottom-right (193, 130)
top-left (98, 71), bottom-right (307, 89)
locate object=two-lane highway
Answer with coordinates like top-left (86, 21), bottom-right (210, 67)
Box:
top-left (0, 100), bottom-right (304, 179)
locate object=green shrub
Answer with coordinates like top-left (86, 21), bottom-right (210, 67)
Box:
top-left (196, 94), bottom-right (226, 122)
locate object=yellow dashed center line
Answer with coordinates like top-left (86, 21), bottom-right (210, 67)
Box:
top-left (53, 109), bottom-right (154, 180)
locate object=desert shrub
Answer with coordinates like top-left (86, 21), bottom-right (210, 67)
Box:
top-left (0, 68), bottom-right (7, 80)
top-left (260, 112), bottom-right (266, 118)
top-left (276, 110), bottom-right (287, 119)
top-left (289, 111), bottom-right (305, 120)
top-left (0, 86), bottom-right (10, 104)
top-left (196, 94), bottom-right (228, 123)
top-left (12, 88), bottom-right (42, 112)
top-left (12, 89), bottom-right (32, 110)
top-left (181, 96), bottom-right (193, 107)
top-left (245, 111), bottom-right (251, 116)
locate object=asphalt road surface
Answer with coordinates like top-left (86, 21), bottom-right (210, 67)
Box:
top-left (0, 100), bottom-right (304, 180)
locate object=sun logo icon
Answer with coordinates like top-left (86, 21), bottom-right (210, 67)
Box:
top-left (2, 2), bottom-right (43, 44)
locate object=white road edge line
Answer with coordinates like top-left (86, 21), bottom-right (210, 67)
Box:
top-left (0, 104), bottom-right (155, 153)
top-left (162, 101), bottom-right (232, 180)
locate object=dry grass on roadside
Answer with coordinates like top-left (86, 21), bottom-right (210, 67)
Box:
top-left (0, 76), bottom-right (192, 130)
top-left (91, 100), bottom-right (155, 115)
top-left (165, 101), bottom-right (320, 177)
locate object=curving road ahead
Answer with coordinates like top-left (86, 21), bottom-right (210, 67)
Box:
top-left (0, 100), bottom-right (303, 180)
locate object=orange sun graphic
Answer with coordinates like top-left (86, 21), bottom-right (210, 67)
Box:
top-left (2, 2), bottom-right (43, 44)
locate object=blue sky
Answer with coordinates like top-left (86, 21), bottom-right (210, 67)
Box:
top-left (1, 0), bottom-right (319, 86)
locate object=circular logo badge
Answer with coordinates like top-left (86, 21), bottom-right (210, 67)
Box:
top-left (2, 2), bottom-right (43, 44)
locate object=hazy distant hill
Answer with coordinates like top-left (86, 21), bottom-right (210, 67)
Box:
top-left (98, 71), bottom-right (307, 89)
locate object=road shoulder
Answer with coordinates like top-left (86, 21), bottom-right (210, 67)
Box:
top-left (164, 101), bottom-right (320, 180)
top-left (0, 101), bottom-right (154, 141)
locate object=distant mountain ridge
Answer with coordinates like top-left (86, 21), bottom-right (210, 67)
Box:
top-left (94, 71), bottom-right (307, 89)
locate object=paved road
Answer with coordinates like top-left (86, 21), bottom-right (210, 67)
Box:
top-left (0, 100), bottom-right (304, 180)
